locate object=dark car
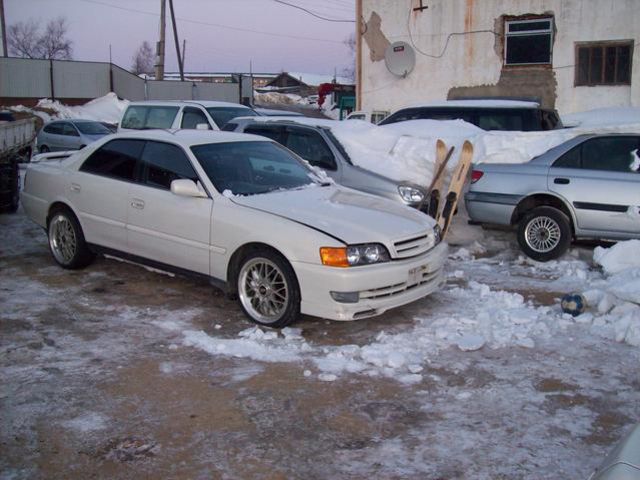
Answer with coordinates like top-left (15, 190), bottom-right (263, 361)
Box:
top-left (378, 99), bottom-right (562, 131)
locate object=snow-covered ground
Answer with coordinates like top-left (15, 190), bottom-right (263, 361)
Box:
top-left (1, 206), bottom-right (638, 479)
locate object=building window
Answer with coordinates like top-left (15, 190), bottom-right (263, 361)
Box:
top-left (575, 41), bottom-right (633, 86)
top-left (504, 18), bottom-right (553, 66)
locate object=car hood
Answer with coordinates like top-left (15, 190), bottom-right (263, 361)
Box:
top-left (230, 185), bottom-right (435, 244)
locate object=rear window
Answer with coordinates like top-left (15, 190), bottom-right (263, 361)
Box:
top-left (121, 106), bottom-right (179, 129)
top-left (206, 107), bottom-right (257, 128)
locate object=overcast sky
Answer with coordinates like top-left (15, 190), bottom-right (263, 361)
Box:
top-left (5, 0), bottom-right (355, 74)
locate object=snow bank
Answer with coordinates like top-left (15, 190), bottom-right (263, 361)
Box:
top-left (11, 92), bottom-right (127, 124)
top-left (593, 240), bottom-right (640, 274)
top-left (562, 106), bottom-right (640, 128)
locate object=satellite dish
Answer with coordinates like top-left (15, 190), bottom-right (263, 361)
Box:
top-left (385, 41), bottom-right (416, 78)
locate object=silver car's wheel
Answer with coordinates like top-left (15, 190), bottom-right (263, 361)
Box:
top-left (517, 206), bottom-right (571, 262)
top-left (47, 208), bottom-right (95, 269)
top-left (237, 250), bottom-right (300, 328)
top-left (524, 215), bottom-right (561, 253)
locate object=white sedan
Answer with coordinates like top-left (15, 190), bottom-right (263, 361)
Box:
top-left (21, 130), bottom-right (447, 327)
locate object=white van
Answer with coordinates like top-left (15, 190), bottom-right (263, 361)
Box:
top-left (118, 100), bottom-right (258, 132)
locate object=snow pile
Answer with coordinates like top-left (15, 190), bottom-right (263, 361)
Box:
top-left (254, 91), bottom-right (310, 106)
top-left (179, 280), bottom-right (561, 384)
top-left (562, 106), bottom-right (640, 128)
top-left (10, 92), bottom-right (127, 124)
top-left (578, 241), bottom-right (640, 347)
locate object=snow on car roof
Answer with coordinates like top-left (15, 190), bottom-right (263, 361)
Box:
top-left (397, 99), bottom-right (541, 109)
top-left (114, 129), bottom-right (270, 146)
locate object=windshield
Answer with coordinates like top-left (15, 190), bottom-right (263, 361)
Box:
top-left (206, 107), bottom-right (258, 127)
top-left (74, 122), bottom-right (112, 135)
top-left (190, 140), bottom-right (317, 196)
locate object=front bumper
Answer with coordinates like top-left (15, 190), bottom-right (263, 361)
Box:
top-left (293, 241), bottom-right (448, 321)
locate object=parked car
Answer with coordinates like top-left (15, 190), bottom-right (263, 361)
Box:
top-left (21, 130), bottom-right (447, 327)
top-left (230, 117), bottom-right (429, 210)
top-left (345, 110), bottom-right (389, 124)
top-left (466, 134), bottom-right (640, 261)
top-left (589, 424), bottom-right (640, 480)
top-left (118, 100), bottom-right (258, 132)
top-left (37, 119), bottom-right (113, 153)
top-left (378, 99), bottom-right (563, 131)
top-left (253, 107), bottom-right (304, 117)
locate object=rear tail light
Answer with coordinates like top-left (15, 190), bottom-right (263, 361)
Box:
top-left (471, 170), bottom-right (484, 184)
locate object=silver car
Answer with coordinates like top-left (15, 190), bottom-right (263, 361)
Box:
top-left (37, 120), bottom-right (112, 153)
top-left (230, 117), bottom-right (429, 211)
top-left (466, 134), bottom-right (640, 261)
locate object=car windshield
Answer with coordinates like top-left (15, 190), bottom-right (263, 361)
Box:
top-left (190, 140), bottom-right (318, 196)
top-left (74, 122), bottom-right (112, 135)
top-left (206, 107), bottom-right (258, 127)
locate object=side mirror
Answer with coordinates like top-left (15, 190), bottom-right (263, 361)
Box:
top-left (170, 179), bottom-right (207, 198)
top-left (196, 123), bottom-right (211, 130)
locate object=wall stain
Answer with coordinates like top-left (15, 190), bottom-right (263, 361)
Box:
top-left (363, 11), bottom-right (390, 62)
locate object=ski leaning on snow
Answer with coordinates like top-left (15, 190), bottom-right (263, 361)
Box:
top-left (426, 139), bottom-right (455, 218)
top-left (437, 140), bottom-right (474, 237)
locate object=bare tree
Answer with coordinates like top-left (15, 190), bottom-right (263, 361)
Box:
top-left (39, 17), bottom-right (73, 60)
top-left (131, 41), bottom-right (154, 75)
top-left (7, 19), bottom-right (41, 58)
top-left (7, 17), bottom-right (73, 59)
top-left (341, 33), bottom-right (356, 82)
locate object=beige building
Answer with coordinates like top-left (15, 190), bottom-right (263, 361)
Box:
top-left (356, 0), bottom-right (639, 115)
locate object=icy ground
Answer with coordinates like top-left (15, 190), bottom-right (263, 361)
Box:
top-left (1, 207), bottom-right (638, 479)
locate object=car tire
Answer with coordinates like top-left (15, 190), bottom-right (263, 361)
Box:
top-left (39, 145), bottom-right (50, 153)
top-left (517, 206), bottom-right (571, 262)
top-left (236, 249), bottom-right (300, 328)
top-left (47, 207), bottom-right (95, 269)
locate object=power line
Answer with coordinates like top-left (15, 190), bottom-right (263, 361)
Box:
top-left (78, 0), bottom-right (345, 44)
top-left (272, 0), bottom-right (355, 23)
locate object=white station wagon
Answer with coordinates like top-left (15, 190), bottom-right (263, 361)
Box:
top-left (21, 130), bottom-right (447, 327)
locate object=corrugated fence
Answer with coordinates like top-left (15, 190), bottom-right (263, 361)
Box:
top-left (0, 57), bottom-right (243, 103)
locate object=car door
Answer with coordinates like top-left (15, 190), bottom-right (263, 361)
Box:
top-left (548, 136), bottom-right (640, 235)
top-left (61, 122), bottom-right (82, 150)
top-left (282, 126), bottom-right (340, 180)
top-left (73, 139), bottom-right (144, 252)
top-left (126, 140), bottom-right (213, 274)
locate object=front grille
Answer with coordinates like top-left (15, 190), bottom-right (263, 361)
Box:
top-left (359, 269), bottom-right (440, 301)
top-left (392, 231), bottom-right (435, 259)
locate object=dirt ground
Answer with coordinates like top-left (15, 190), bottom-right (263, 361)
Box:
top-left (1, 209), bottom-right (638, 480)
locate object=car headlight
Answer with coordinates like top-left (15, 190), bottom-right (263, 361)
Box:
top-left (398, 185), bottom-right (424, 204)
top-left (433, 224), bottom-right (442, 246)
top-left (320, 243), bottom-right (390, 267)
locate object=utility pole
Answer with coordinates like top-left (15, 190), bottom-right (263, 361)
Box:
top-left (355, 0), bottom-right (362, 110)
top-left (168, 0), bottom-right (184, 81)
top-left (0, 0), bottom-right (8, 57)
top-left (154, 0), bottom-right (166, 80)
top-left (182, 39), bottom-right (186, 73)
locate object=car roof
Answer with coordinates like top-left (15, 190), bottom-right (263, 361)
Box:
top-left (111, 129), bottom-right (270, 147)
top-left (234, 116), bottom-right (337, 129)
top-left (126, 100), bottom-right (249, 109)
top-left (396, 99), bottom-right (541, 110)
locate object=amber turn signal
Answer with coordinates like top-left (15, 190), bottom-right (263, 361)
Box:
top-left (320, 247), bottom-right (349, 267)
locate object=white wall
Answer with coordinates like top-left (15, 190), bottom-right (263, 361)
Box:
top-left (361, 0), bottom-right (640, 116)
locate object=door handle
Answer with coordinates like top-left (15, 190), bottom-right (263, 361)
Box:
top-left (130, 199), bottom-right (145, 209)
top-left (70, 183), bottom-right (81, 193)
top-left (554, 178), bottom-right (570, 185)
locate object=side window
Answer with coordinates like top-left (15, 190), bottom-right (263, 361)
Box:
top-left (553, 145), bottom-right (581, 169)
top-left (121, 106), bottom-right (179, 129)
top-left (181, 107), bottom-right (210, 129)
top-left (140, 141), bottom-right (199, 190)
top-left (62, 123), bottom-right (79, 137)
top-left (44, 123), bottom-right (63, 135)
top-left (245, 125), bottom-right (285, 143)
top-left (285, 128), bottom-right (336, 171)
top-left (80, 139), bottom-right (145, 181)
top-left (581, 137), bottom-right (640, 173)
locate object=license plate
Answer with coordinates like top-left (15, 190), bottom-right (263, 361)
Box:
top-left (408, 264), bottom-right (428, 285)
